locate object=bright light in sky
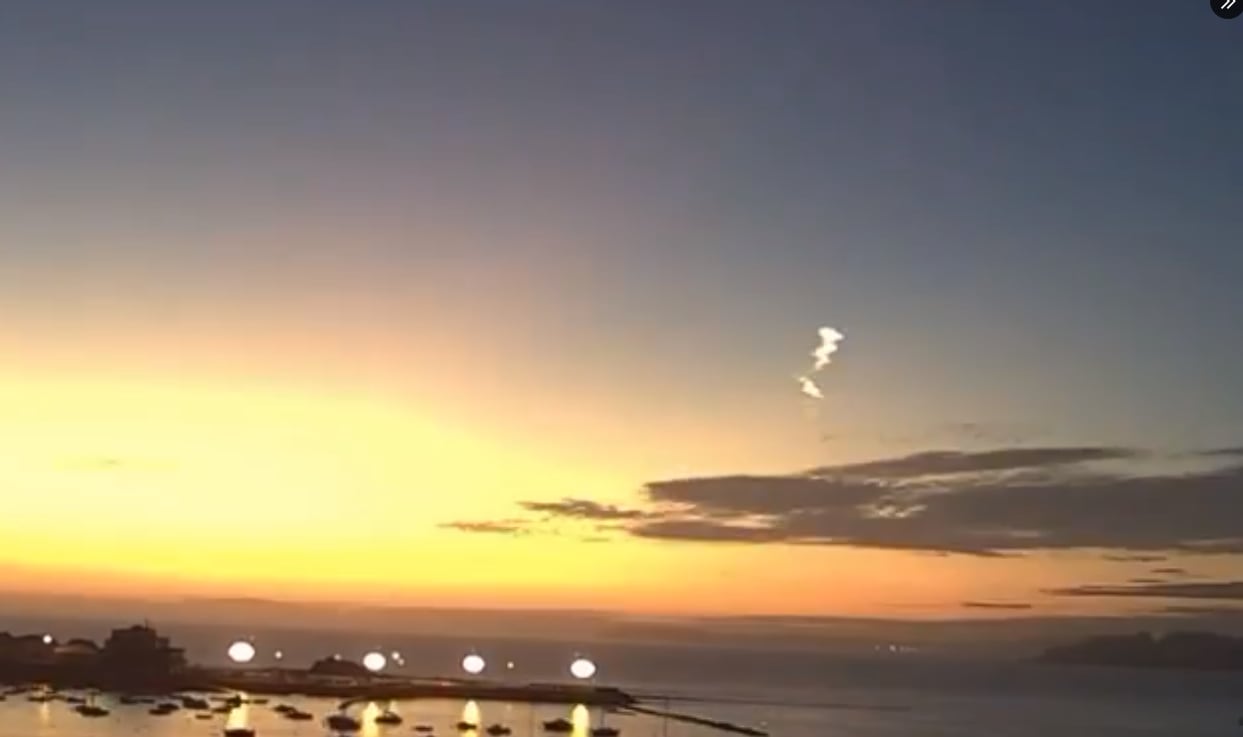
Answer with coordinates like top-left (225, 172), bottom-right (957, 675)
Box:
top-left (362, 651), bottom-right (387, 672)
top-left (797, 326), bottom-right (845, 400)
top-left (227, 640), bottom-right (256, 663)
top-left (41, 634), bottom-right (53, 645)
top-left (569, 657), bottom-right (596, 680)
top-left (462, 653), bottom-right (486, 675)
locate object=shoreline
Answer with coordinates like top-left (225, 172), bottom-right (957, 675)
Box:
top-left (0, 665), bottom-right (636, 707)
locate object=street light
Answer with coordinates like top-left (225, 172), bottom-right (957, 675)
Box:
top-left (462, 653), bottom-right (486, 675)
top-left (569, 657), bottom-right (596, 680)
top-left (362, 651), bottom-right (388, 673)
top-left (227, 640), bottom-right (257, 664)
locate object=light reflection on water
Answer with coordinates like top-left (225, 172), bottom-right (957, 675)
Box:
top-left (226, 701), bottom-right (250, 730)
top-left (460, 699), bottom-right (481, 734)
top-left (570, 704), bottom-right (590, 737)
top-left (0, 693), bottom-right (658, 737)
top-left (360, 700), bottom-right (382, 737)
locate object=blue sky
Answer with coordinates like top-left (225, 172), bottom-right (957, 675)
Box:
top-left (1, 1), bottom-right (1242, 614)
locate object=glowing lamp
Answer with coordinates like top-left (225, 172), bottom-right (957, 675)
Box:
top-left (569, 657), bottom-right (596, 680)
top-left (227, 640), bottom-right (257, 664)
top-left (362, 651), bottom-right (388, 673)
top-left (462, 653), bottom-right (486, 675)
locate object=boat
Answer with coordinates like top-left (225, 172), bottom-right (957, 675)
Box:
top-left (590, 728), bottom-right (620, 737)
top-left (224, 729), bottom-right (257, 737)
top-left (273, 704), bottom-right (295, 714)
top-left (251, 698), bottom-right (270, 705)
top-left (285, 710), bottom-right (314, 721)
top-left (66, 696), bottom-right (86, 704)
top-left (375, 711), bottom-right (404, 726)
top-left (455, 721), bottom-right (478, 731)
top-left (213, 706), bottom-right (234, 714)
top-left (75, 704), bottom-right (110, 718)
top-left (485, 725), bottom-right (511, 736)
top-left (326, 713), bottom-right (363, 732)
top-left (414, 726), bottom-right (435, 733)
top-left (542, 719), bottom-right (573, 733)
top-left (182, 696), bottom-right (211, 710)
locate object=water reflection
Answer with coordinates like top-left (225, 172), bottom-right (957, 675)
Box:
top-left (571, 704), bottom-right (590, 737)
top-left (225, 701), bottom-right (250, 730)
top-left (461, 700), bottom-right (481, 732)
top-left (361, 701), bottom-right (382, 737)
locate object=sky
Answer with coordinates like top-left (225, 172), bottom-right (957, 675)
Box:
top-left (2, 2), bottom-right (1242, 622)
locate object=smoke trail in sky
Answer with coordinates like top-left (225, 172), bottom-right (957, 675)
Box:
top-left (812, 327), bottom-right (845, 370)
top-left (797, 376), bottom-right (824, 400)
top-left (797, 326), bottom-right (844, 400)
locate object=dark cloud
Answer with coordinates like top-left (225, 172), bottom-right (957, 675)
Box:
top-left (503, 445), bottom-right (1243, 557)
top-left (631, 450), bottom-right (1243, 555)
top-left (1102, 554), bottom-right (1168, 563)
top-left (962, 601), bottom-right (1034, 611)
top-left (1048, 580), bottom-right (1243, 601)
top-left (631, 519), bottom-right (794, 544)
top-left (807, 446), bottom-right (1137, 479)
top-left (1152, 567), bottom-right (1190, 576)
top-left (519, 499), bottom-right (650, 521)
top-left (644, 475), bottom-right (882, 517)
top-left (1128, 577), bottom-right (1167, 584)
top-left (439, 520), bottom-right (531, 536)
top-left (1159, 605), bottom-right (1243, 616)
top-left (1202, 446), bottom-right (1243, 458)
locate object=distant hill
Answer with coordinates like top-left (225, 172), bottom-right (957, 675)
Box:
top-left (1041, 631), bottom-right (1243, 671)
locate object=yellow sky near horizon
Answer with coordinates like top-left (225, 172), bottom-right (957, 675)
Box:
top-left (1, 368), bottom-right (1211, 619)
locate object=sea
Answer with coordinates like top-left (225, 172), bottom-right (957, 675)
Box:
top-left (3, 619), bottom-right (1242, 737)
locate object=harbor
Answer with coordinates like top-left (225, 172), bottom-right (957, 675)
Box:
top-left (0, 624), bottom-right (768, 737)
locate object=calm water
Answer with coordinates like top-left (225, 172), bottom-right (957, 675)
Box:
top-left (3, 621), bottom-right (1242, 736)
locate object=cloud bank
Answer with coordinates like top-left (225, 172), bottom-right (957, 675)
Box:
top-left (445, 445), bottom-right (1243, 558)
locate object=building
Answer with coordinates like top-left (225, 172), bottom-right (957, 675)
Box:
top-left (100, 624), bottom-right (186, 682)
top-left (54, 638), bottom-right (101, 664)
top-left (0, 633), bottom-right (56, 664)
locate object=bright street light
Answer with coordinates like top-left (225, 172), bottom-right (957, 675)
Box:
top-left (462, 653), bottom-right (486, 675)
top-left (569, 657), bottom-right (596, 680)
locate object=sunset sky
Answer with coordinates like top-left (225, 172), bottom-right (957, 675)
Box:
top-left (3, 2), bottom-right (1242, 620)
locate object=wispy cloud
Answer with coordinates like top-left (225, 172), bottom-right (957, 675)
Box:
top-left (482, 445), bottom-right (1243, 557)
top-left (962, 601), bottom-right (1034, 611)
top-left (439, 520), bottom-right (532, 536)
top-left (1048, 580), bottom-right (1243, 601)
top-left (519, 499), bottom-right (651, 521)
top-left (1103, 554), bottom-right (1168, 563)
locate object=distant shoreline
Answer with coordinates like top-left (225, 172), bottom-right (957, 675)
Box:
top-left (1039, 631), bottom-right (1243, 672)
